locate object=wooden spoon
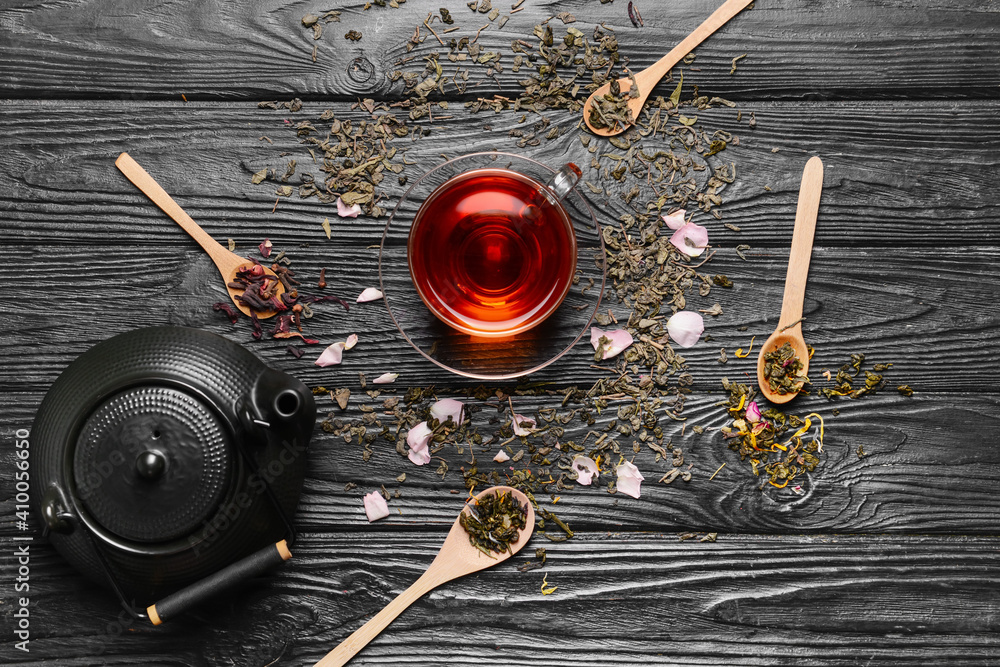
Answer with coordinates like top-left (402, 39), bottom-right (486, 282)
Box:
top-left (313, 486), bottom-right (536, 667)
top-left (583, 0), bottom-right (755, 137)
top-left (756, 156), bottom-right (824, 404)
top-left (115, 152), bottom-right (282, 318)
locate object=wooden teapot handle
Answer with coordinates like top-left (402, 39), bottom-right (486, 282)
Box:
top-left (146, 540), bottom-right (292, 625)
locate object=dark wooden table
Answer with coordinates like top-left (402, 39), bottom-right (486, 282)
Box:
top-left (3, 0), bottom-right (1000, 665)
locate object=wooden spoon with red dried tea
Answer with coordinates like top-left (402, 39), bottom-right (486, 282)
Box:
top-left (116, 152), bottom-right (283, 318)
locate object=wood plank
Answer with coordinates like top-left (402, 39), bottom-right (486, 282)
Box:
top-left (0, 242), bottom-right (996, 392)
top-left (4, 389), bottom-right (1000, 535)
top-left (1, 100), bottom-right (998, 248)
top-left (1, 0), bottom-right (999, 101)
top-left (3, 533), bottom-right (1000, 665)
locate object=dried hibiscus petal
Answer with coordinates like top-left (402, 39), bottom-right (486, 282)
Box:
top-left (300, 294), bottom-right (350, 311)
top-left (212, 302), bottom-right (239, 324)
top-left (273, 331), bottom-right (319, 344)
top-left (250, 312), bottom-right (263, 340)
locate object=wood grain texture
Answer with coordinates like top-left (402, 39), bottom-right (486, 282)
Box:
top-left (1, 0), bottom-right (999, 101)
top-left (0, 243), bottom-right (995, 391)
top-left (3, 388), bottom-right (999, 536)
top-left (4, 533), bottom-right (1000, 666)
top-left (2, 0), bottom-right (999, 665)
top-left (1, 100), bottom-right (998, 248)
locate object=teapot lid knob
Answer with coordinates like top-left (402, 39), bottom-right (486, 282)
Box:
top-left (135, 450), bottom-right (167, 480)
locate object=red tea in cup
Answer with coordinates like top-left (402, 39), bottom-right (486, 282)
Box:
top-left (407, 167), bottom-right (578, 336)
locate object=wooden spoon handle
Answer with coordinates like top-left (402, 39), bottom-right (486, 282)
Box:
top-left (636, 0), bottom-right (755, 89)
top-left (313, 567), bottom-right (445, 667)
top-left (778, 156), bottom-right (824, 329)
top-left (115, 153), bottom-right (231, 265)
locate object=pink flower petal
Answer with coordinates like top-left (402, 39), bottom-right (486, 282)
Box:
top-left (666, 311), bottom-right (704, 348)
top-left (344, 333), bottom-right (358, 350)
top-left (572, 455), bottom-right (600, 486)
top-left (406, 421), bottom-right (433, 465)
top-left (512, 413), bottom-right (535, 436)
top-left (661, 209), bottom-right (687, 230)
top-left (493, 450), bottom-right (511, 463)
top-left (669, 222), bottom-right (709, 257)
top-left (590, 327), bottom-right (634, 360)
top-left (356, 287), bottom-right (383, 303)
top-left (373, 372), bottom-right (398, 384)
top-left (336, 197), bottom-right (362, 218)
top-left (746, 401), bottom-right (762, 423)
top-left (314, 342), bottom-right (345, 366)
top-left (430, 398), bottom-right (464, 426)
top-left (616, 460), bottom-right (645, 499)
top-left (363, 492), bottom-right (390, 522)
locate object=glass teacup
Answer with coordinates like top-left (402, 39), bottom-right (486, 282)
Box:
top-left (380, 152), bottom-right (605, 379)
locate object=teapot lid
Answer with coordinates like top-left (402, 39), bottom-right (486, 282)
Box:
top-left (72, 386), bottom-right (233, 543)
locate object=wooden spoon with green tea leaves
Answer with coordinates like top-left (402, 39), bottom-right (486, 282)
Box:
top-left (583, 0), bottom-right (755, 137)
top-left (313, 486), bottom-right (535, 667)
top-left (756, 156), bottom-right (824, 404)
top-left (115, 152), bottom-right (283, 318)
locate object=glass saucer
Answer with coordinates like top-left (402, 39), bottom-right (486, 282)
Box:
top-left (379, 151), bottom-right (606, 380)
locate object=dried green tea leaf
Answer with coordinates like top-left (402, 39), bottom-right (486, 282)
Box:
top-left (730, 53), bottom-right (747, 75)
top-left (669, 72), bottom-right (684, 107)
top-left (761, 342), bottom-right (807, 395)
top-left (459, 489), bottom-right (527, 555)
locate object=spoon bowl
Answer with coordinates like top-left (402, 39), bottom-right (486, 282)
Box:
top-left (314, 485), bottom-right (535, 667)
top-left (115, 152), bottom-right (283, 318)
top-left (756, 156), bottom-right (824, 404)
top-left (583, 0), bottom-right (754, 137)
top-left (757, 325), bottom-right (811, 405)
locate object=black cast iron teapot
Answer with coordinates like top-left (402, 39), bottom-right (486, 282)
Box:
top-left (30, 326), bottom-right (315, 624)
